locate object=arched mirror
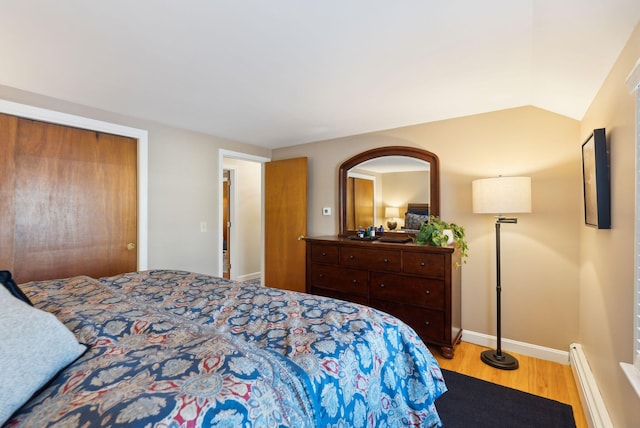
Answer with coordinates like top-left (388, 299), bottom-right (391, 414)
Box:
top-left (338, 146), bottom-right (440, 236)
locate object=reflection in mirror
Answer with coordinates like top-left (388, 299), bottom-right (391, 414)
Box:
top-left (346, 171), bottom-right (375, 230)
top-left (347, 157), bottom-right (431, 230)
top-left (339, 146), bottom-right (440, 236)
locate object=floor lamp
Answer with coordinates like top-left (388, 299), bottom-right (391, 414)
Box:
top-left (472, 176), bottom-right (531, 370)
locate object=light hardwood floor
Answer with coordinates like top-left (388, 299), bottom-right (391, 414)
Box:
top-left (429, 341), bottom-right (587, 428)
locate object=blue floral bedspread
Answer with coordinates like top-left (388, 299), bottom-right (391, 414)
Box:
top-left (8, 270), bottom-right (446, 427)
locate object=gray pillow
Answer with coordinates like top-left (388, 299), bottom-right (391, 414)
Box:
top-left (0, 285), bottom-right (86, 425)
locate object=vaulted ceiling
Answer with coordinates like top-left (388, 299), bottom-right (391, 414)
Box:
top-left (2, 1), bottom-right (639, 148)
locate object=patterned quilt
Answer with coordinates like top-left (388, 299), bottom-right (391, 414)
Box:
top-left (8, 270), bottom-right (446, 427)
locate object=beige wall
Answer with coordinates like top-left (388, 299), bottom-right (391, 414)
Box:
top-left (274, 105), bottom-right (581, 351)
top-left (579, 23), bottom-right (640, 427)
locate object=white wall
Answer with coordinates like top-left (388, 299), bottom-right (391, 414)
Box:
top-left (0, 84), bottom-right (271, 277)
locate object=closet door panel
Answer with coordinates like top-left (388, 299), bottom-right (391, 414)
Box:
top-left (0, 114), bottom-right (18, 270)
top-left (5, 115), bottom-right (138, 283)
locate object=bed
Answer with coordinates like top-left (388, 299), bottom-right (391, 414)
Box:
top-left (2, 269), bottom-right (447, 427)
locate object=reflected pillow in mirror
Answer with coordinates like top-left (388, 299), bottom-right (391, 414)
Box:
top-left (405, 213), bottom-right (430, 230)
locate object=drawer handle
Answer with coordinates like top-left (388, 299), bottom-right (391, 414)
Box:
top-left (318, 274), bottom-right (324, 278)
top-left (425, 321), bottom-right (430, 326)
top-left (383, 258), bottom-right (389, 263)
top-left (420, 262), bottom-right (425, 266)
top-left (352, 279), bottom-right (358, 284)
top-left (349, 255), bottom-right (355, 259)
top-left (321, 252), bottom-right (327, 256)
top-left (425, 290), bottom-right (430, 295)
top-left (379, 283), bottom-right (385, 288)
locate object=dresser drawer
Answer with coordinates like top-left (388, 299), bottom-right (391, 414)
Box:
top-left (310, 243), bottom-right (339, 264)
top-left (403, 252), bottom-right (445, 278)
top-left (309, 264), bottom-right (368, 296)
top-left (370, 299), bottom-right (445, 343)
top-left (311, 287), bottom-right (368, 306)
top-left (340, 247), bottom-right (401, 272)
top-left (370, 272), bottom-right (445, 309)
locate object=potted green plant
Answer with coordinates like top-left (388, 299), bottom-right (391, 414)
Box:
top-left (416, 215), bottom-right (468, 264)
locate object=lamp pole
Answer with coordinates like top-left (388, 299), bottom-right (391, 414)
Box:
top-left (480, 216), bottom-right (519, 370)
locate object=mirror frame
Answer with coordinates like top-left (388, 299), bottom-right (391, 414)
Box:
top-left (338, 146), bottom-right (440, 236)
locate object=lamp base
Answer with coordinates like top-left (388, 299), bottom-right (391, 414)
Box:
top-left (386, 221), bottom-right (397, 230)
top-left (480, 349), bottom-right (519, 370)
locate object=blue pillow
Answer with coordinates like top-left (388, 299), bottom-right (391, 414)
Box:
top-left (405, 213), bottom-right (429, 230)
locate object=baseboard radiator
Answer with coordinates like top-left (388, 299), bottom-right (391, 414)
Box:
top-left (569, 343), bottom-right (613, 428)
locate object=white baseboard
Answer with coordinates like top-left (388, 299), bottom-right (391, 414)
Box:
top-left (569, 343), bottom-right (613, 428)
top-left (237, 272), bottom-right (260, 282)
top-left (462, 330), bottom-right (570, 365)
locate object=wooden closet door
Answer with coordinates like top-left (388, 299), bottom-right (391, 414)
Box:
top-left (0, 114), bottom-right (138, 283)
top-left (0, 114), bottom-right (18, 271)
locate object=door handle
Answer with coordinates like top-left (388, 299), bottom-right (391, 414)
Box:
top-left (126, 242), bottom-right (136, 251)
top-left (297, 235), bottom-right (306, 241)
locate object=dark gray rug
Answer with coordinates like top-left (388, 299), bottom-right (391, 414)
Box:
top-left (436, 369), bottom-right (577, 427)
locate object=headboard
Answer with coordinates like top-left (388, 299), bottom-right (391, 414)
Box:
top-left (403, 203), bottom-right (430, 230)
top-left (406, 203), bottom-right (430, 216)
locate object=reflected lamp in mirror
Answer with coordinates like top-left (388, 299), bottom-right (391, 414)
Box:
top-left (384, 206), bottom-right (400, 230)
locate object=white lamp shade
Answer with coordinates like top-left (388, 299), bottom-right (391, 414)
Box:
top-left (472, 177), bottom-right (532, 214)
top-left (384, 207), bottom-right (400, 218)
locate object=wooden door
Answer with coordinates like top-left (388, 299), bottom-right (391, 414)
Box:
top-left (0, 114), bottom-right (138, 283)
top-left (264, 157), bottom-right (307, 292)
top-left (347, 176), bottom-right (374, 230)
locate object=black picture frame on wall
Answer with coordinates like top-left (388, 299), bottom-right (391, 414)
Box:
top-left (582, 128), bottom-right (611, 229)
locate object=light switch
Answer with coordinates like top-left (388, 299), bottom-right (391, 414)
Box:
top-left (322, 207), bottom-right (331, 216)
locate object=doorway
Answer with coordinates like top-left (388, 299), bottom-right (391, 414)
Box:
top-left (222, 169), bottom-right (231, 278)
top-left (219, 150), bottom-right (269, 281)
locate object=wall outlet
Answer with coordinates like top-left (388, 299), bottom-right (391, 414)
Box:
top-left (322, 207), bottom-right (332, 216)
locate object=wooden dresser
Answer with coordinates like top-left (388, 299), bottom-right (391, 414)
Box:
top-left (305, 236), bottom-right (462, 358)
